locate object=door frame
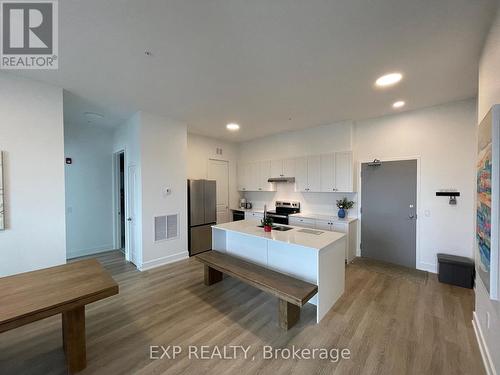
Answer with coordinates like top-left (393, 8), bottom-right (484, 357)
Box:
top-left (208, 158), bottom-right (230, 223)
top-left (112, 148), bottom-right (131, 261)
top-left (357, 156), bottom-right (423, 270)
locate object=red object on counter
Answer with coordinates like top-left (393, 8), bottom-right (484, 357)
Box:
top-left (264, 225), bottom-right (272, 232)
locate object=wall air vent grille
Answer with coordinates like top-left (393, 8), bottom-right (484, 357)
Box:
top-left (167, 214), bottom-right (179, 239)
top-left (154, 214), bottom-right (179, 242)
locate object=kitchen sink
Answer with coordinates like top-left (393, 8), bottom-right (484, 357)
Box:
top-left (257, 225), bottom-right (293, 231)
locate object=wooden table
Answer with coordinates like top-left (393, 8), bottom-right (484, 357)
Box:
top-left (0, 259), bottom-right (119, 373)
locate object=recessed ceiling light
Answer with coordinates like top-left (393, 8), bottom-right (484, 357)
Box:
top-left (144, 50), bottom-right (153, 57)
top-left (392, 100), bottom-right (405, 109)
top-left (226, 123), bottom-right (240, 131)
top-left (375, 72), bottom-right (403, 87)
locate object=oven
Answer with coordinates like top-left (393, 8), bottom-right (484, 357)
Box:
top-left (266, 201), bottom-right (300, 225)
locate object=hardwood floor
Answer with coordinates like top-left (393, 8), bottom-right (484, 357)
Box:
top-left (0, 251), bottom-right (484, 375)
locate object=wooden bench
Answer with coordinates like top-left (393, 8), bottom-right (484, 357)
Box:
top-left (195, 251), bottom-right (318, 329)
top-left (0, 259), bottom-right (119, 373)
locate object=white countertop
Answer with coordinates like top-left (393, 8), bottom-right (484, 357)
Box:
top-left (289, 212), bottom-right (358, 223)
top-left (212, 220), bottom-right (345, 250)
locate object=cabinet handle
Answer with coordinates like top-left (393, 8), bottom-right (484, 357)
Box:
top-left (258, 188), bottom-right (262, 191)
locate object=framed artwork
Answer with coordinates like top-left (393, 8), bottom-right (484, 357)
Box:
top-left (0, 151), bottom-right (3, 230)
top-left (476, 106), bottom-right (499, 300)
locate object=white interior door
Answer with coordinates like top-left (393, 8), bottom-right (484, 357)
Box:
top-left (208, 159), bottom-right (229, 223)
top-left (127, 165), bottom-right (139, 265)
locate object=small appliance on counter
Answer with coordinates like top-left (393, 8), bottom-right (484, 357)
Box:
top-left (245, 202), bottom-right (252, 209)
top-left (265, 201), bottom-right (300, 225)
top-left (239, 198), bottom-right (247, 209)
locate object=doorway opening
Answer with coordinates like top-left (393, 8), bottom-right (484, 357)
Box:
top-left (360, 158), bottom-right (419, 269)
top-left (114, 150), bottom-right (126, 252)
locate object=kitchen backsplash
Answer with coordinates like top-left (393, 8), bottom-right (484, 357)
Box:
top-left (242, 183), bottom-right (358, 217)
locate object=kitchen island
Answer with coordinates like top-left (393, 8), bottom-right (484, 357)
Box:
top-left (212, 220), bottom-right (346, 323)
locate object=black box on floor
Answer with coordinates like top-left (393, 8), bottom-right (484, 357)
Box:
top-left (437, 253), bottom-right (475, 289)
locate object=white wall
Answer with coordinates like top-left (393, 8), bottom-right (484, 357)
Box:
top-left (187, 133), bottom-right (239, 209)
top-left (0, 74), bottom-right (66, 276)
top-left (238, 121), bottom-right (353, 159)
top-left (64, 121), bottom-right (114, 258)
top-left (140, 113), bottom-right (188, 269)
top-left (238, 121), bottom-right (357, 214)
top-left (475, 6), bottom-right (500, 374)
top-left (355, 99), bottom-right (476, 272)
top-left (478, 5), bottom-right (500, 123)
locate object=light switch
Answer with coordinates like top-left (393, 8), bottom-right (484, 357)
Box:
top-left (163, 188), bottom-right (172, 197)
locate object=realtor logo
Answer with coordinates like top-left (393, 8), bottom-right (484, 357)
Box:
top-left (0, 0), bottom-right (58, 69)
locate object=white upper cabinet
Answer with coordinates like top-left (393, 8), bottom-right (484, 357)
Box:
top-left (334, 151), bottom-right (353, 192)
top-left (270, 159), bottom-right (284, 177)
top-left (294, 157), bottom-right (308, 192)
top-left (320, 153), bottom-right (335, 192)
top-left (237, 161), bottom-right (248, 191)
top-left (238, 160), bottom-right (275, 191)
top-left (258, 160), bottom-right (275, 191)
top-left (249, 161), bottom-right (260, 191)
top-left (270, 158), bottom-right (295, 178)
top-left (238, 151), bottom-right (353, 193)
top-left (307, 155), bottom-right (321, 192)
top-left (295, 156), bottom-right (321, 192)
top-left (283, 158), bottom-right (295, 177)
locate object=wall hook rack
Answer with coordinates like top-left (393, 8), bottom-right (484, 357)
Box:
top-left (436, 191), bottom-right (460, 205)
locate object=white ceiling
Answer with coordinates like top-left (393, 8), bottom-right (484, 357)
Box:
top-left (14, 0), bottom-right (497, 142)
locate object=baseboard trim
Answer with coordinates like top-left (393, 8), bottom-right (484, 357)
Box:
top-left (418, 261), bottom-right (437, 273)
top-left (67, 244), bottom-right (115, 259)
top-left (473, 311), bottom-right (497, 375)
top-left (139, 251), bottom-right (189, 271)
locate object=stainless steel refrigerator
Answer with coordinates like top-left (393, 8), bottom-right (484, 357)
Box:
top-left (188, 179), bottom-right (216, 256)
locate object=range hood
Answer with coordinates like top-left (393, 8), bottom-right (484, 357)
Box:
top-left (268, 177), bottom-right (295, 183)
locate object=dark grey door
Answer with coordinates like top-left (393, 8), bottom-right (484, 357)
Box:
top-left (361, 160), bottom-right (417, 268)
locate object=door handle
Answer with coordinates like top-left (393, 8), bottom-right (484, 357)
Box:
top-left (408, 204), bottom-right (416, 220)
top-left (127, 217), bottom-right (132, 222)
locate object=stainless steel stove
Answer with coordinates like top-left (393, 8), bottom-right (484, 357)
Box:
top-left (265, 201), bottom-right (300, 225)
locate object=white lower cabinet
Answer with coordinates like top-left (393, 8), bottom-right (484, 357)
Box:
top-left (291, 217), bottom-right (358, 262)
top-left (289, 217), bottom-right (316, 229)
top-left (315, 219), bottom-right (332, 231)
top-left (244, 211), bottom-right (264, 221)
